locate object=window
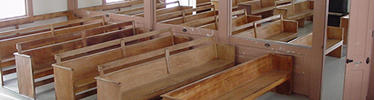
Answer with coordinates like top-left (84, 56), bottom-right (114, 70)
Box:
top-left (166, 0), bottom-right (195, 8)
top-left (106, 0), bottom-right (125, 3)
top-left (0, 0), bottom-right (27, 19)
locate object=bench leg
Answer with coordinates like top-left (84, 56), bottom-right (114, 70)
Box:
top-left (327, 45), bottom-right (343, 58)
top-left (275, 74), bottom-right (293, 95)
top-left (0, 68), bottom-right (3, 86)
top-left (297, 18), bottom-right (306, 28)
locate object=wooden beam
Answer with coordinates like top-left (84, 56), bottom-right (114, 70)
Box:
top-left (218, 0), bottom-right (233, 43)
top-left (309, 0), bottom-right (328, 99)
top-left (26, 0), bottom-right (33, 16)
top-left (144, 0), bottom-right (156, 31)
top-left (68, 0), bottom-right (78, 10)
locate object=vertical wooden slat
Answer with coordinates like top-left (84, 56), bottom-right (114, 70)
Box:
top-left (218, 0), bottom-right (232, 43)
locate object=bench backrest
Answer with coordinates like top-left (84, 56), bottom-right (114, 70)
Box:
top-left (82, 0), bottom-right (144, 11)
top-left (20, 27), bottom-right (141, 71)
top-left (156, 4), bottom-right (214, 22)
top-left (240, 0), bottom-right (275, 10)
top-left (162, 54), bottom-right (293, 100)
top-left (99, 38), bottom-right (234, 92)
top-left (54, 29), bottom-right (189, 79)
top-left (0, 16), bottom-right (106, 62)
top-left (117, 1), bottom-right (180, 15)
top-left (16, 21), bottom-right (133, 52)
top-left (289, 26), bottom-right (343, 45)
top-left (0, 16), bottom-right (105, 40)
top-left (242, 15), bottom-right (297, 39)
top-left (162, 10), bottom-right (217, 24)
top-left (276, 0), bottom-right (313, 17)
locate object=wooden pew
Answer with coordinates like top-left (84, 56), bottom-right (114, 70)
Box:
top-left (238, 0), bottom-right (276, 18)
top-left (162, 54), bottom-right (293, 100)
top-left (85, 0), bottom-right (179, 16)
top-left (164, 9), bottom-right (249, 30)
top-left (0, 11), bottom-right (78, 29)
top-left (276, 0), bottom-right (292, 5)
top-left (0, 16), bottom-right (106, 86)
top-left (13, 21), bottom-right (138, 98)
top-left (0, 15), bottom-right (105, 40)
top-left (234, 15), bottom-right (298, 42)
top-left (95, 38), bottom-right (235, 100)
top-left (161, 6), bottom-right (217, 25)
top-left (16, 21), bottom-right (135, 53)
top-left (52, 28), bottom-right (192, 100)
top-left (289, 26), bottom-right (344, 58)
top-left (274, 0), bottom-right (314, 27)
top-left (184, 13), bottom-right (261, 32)
top-left (340, 15), bottom-right (349, 45)
top-left (155, 4), bottom-right (214, 22)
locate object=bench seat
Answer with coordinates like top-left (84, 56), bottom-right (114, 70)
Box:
top-left (265, 32), bottom-right (298, 42)
top-left (74, 72), bottom-right (98, 93)
top-left (121, 59), bottom-right (233, 100)
top-left (287, 10), bottom-right (313, 20)
top-left (217, 71), bottom-right (289, 100)
top-left (161, 54), bottom-right (293, 100)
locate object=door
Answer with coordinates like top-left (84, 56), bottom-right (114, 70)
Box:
top-left (343, 0), bottom-right (374, 99)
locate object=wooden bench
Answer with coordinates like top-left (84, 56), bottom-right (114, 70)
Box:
top-left (186, 13), bottom-right (261, 32)
top-left (0, 15), bottom-right (104, 40)
top-left (165, 9), bottom-right (251, 30)
top-left (161, 6), bottom-right (217, 25)
top-left (162, 54), bottom-right (293, 100)
top-left (234, 15), bottom-right (298, 42)
top-left (154, 4), bottom-right (214, 22)
top-left (274, 0), bottom-right (314, 27)
top-left (13, 21), bottom-right (137, 98)
top-left (0, 16), bottom-right (106, 86)
top-left (95, 38), bottom-right (235, 100)
top-left (84, 0), bottom-right (180, 16)
top-left (289, 26), bottom-right (344, 58)
top-left (340, 15), bottom-right (349, 45)
top-left (238, 0), bottom-right (276, 18)
top-left (52, 28), bottom-right (192, 100)
top-left (0, 11), bottom-right (78, 31)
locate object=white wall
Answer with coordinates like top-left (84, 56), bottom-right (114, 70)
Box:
top-left (78, 0), bottom-right (102, 8)
top-left (33, 0), bottom-right (68, 15)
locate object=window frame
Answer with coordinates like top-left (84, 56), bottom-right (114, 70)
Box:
top-left (0, 0), bottom-right (33, 21)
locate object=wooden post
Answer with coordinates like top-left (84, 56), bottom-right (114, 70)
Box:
top-left (68, 0), bottom-right (78, 11)
top-left (218, 0), bottom-right (232, 43)
top-left (144, 0), bottom-right (157, 31)
top-left (26, 0), bottom-right (33, 16)
top-left (308, 0), bottom-right (328, 99)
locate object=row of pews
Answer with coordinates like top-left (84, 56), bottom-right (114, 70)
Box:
top-left (0, 0), bottom-right (349, 100)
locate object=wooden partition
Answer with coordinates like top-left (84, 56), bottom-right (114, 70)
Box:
top-left (13, 21), bottom-right (138, 98)
top-left (0, 15), bottom-right (106, 87)
top-left (162, 54), bottom-right (293, 100)
top-left (96, 38), bottom-right (235, 100)
top-left (234, 15), bottom-right (298, 42)
top-left (274, 0), bottom-right (314, 27)
top-left (289, 26), bottom-right (344, 58)
top-left (52, 28), bottom-right (192, 100)
top-left (340, 15), bottom-right (349, 45)
top-left (238, 0), bottom-right (276, 18)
